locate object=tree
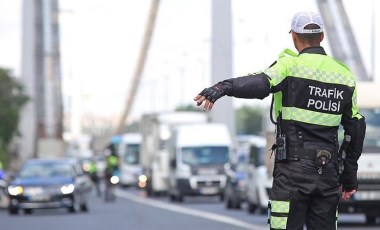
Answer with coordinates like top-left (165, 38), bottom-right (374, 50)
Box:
top-left (0, 68), bottom-right (29, 168)
top-left (175, 104), bottom-right (200, 112)
top-left (235, 106), bottom-right (264, 135)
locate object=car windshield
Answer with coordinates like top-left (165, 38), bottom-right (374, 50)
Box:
top-left (123, 144), bottom-right (140, 164)
top-left (361, 108), bottom-right (380, 150)
top-left (181, 146), bottom-right (229, 165)
top-left (19, 162), bottom-right (74, 178)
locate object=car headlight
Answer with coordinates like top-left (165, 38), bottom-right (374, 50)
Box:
top-left (61, 184), bottom-right (75, 194)
top-left (8, 186), bottom-right (24, 196)
top-left (177, 164), bottom-right (191, 178)
top-left (138, 174), bottom-right (147, 188)
top-left (110, 175), bottom-right (119, 185)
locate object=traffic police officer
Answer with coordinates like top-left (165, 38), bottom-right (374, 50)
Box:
top-left (194, 11), bottom-right (366, 229)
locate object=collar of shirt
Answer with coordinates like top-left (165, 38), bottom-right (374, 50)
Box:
top-left (299, 46), bottom-right (326, 55)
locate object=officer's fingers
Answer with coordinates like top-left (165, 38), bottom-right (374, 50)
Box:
top-left (203, 100), bottom-right (214, 111)
top-left (341, 191), bottom-right (349, 200)
top-left (207, 101), bottom-right (214, 111)
top-left (203, 100), bottom-right (211, 111)
top-left (196, 96), bottom-right (206, 106)
top-left (342, 190), bottom-right (356, 200)
top-left (194, 94), bottom-right (202, 101)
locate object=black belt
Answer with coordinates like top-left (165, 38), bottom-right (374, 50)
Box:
top-left (288, 147), bottom-right (316, 160)
top-left (288, 147), bottom-right (337, 162)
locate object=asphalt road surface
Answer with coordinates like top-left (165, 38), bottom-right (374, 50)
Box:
top-left (0, 187), bottom-right (378, 230)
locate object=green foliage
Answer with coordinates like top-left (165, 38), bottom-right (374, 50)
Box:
top-left (0, 68), bottom-right (29, 168)
top-left (0, 141), bottom-right (10, 169)
top-left (175, 104), bottom-right (265, 135)
top-left (236, 106), bottom-right (264, 135)
top-left (175, 104), bottom-right (200, 112)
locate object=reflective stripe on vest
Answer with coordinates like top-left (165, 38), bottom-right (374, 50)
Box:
top-left (282, 107), bottom-right (342, 126)
top-left (270, 200), bottom-right (290, 229)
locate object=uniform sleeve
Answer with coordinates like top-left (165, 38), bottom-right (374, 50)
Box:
top-left (216, 49), bottom-right (295, 100)
top-left (264, 60), bottom-right (289, 93)
top-left (219, 73), bottom-right (271, 99)
top-left (341, 86), bottom-right (366, 175)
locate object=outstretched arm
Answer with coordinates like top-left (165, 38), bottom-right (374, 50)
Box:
top-left (194, 73), bottom-right (271, 111)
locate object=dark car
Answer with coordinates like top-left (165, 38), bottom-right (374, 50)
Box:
top-left (7, 158), bottom-right (92, 215)
top-left (224, 162), bottom-right (249, 209)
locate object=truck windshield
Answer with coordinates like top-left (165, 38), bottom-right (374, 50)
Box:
top-left (361, 108), bottom-right (380, 150)
top-left (181, 146), bottom-right (229, 165)
top-left (123, 144), bottom-right (140, 164)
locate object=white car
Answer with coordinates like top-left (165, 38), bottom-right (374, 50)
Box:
top-left (235, 135), bottom-right (272, 214)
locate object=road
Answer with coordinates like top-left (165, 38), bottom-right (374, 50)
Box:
top-left (0, 187), bottom-right (378, 230)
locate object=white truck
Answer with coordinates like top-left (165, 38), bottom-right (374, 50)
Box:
top-left (338, 82), bottom-right (380, 224)
top-left (168, 123), bottom-right (232, 202)
top-left (117, 132), bottom-right (142, 187)
top-left (140, 112), bottom-right (208, 196)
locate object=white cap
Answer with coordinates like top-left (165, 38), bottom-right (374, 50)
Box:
top-left (290, 11), bottom-right (324, 34)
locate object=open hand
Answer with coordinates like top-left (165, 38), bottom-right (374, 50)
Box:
top-left (342, 189), bottom-right (356, 200)
top-left (194, 94), bottom-right (214, 111)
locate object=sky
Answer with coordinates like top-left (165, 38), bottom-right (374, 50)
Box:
top-left (0, 0), bottom-right (379, 131)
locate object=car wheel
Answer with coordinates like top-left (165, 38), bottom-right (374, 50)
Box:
top-left (225, 196), bottom-right (232, 209)
top-left (247, 201), bottom-right (257, 214)
top-left (24, 209), bottom-right (33, 214)
top-left (177, 194), bottom-right (184, 203)
top-left (8, 207), bottom-right (19, 215)
top-left (234, 199), bottom-right (241, 210)
top-left (169, 194), bottom-right (176, 202)
top-left (365, 215), bottom-right (377, 225)
top-left (259, 207), bottom-right (268, 215)
top-left (80, 201), bottom-right (88, 212)
top-left (68, 205), bottom-right (76, 213)
top-left (68, 197), bottom-right (79, 213)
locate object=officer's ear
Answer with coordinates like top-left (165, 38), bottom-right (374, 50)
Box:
top-left (320, 32), bottom-right (324, 42)
top-left (291, 31), bottom-right (297, 42)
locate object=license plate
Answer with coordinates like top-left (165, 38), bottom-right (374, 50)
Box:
top-left (354, 191), bottom-right (380, 200)
top-left (29, 193), bottom-right (51, 201)
top-left (200, 187), bottom-right (218, 195)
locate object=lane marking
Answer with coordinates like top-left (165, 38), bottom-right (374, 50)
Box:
top-left (116, 189), bottom-right (267, 230)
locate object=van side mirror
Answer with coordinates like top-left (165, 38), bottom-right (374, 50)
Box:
top-left (248, 152), bottom-right (256, 165)
top-left (170, 159), bottom-right (176, 168)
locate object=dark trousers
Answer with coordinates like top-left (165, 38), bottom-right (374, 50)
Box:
top-left (269, 159), bottom-right (340, 230)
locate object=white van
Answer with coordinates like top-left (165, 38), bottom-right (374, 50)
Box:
top-left (117, 133), bottom-right (142, 187)
top-left (168, 123), bottom-right (232, 202)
